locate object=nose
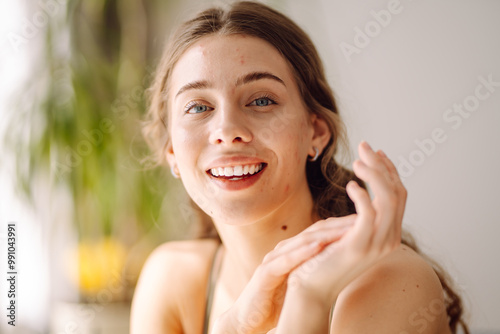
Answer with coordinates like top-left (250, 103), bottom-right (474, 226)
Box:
top-left (209, 104), bottom-right (253, 145)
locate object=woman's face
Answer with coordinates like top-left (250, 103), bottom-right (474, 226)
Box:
top-left (167, 34), bottom-right (329, 225)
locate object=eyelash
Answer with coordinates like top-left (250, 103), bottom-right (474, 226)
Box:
top-left (183, 94), bottom-right (278, 114)
top-left (184, 101), bottom-right (212, 114)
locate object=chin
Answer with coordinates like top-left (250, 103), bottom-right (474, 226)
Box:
top-left (206, 200), bottom-right (277, 227)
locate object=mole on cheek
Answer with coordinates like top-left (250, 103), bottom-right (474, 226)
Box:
top-left (281, 225), bottom-right (287, 231)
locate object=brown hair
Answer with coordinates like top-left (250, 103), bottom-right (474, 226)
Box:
top-left (142, 1), bottom-right (469, 332)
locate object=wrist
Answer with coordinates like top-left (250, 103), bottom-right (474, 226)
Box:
top-left (211, 309), bottom-right (239, 334)
top-left (286, 285), bottom-right (334, 313)
top-left (275, 285), bottom-right (334, 334)
top-left (287, 275), bottom-right (338, 310)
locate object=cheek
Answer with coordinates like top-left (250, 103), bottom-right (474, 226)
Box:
top-left (279, 123), bottom-right (309, 173)
top-left (291, 118), bottom-right (311, 156)
top-left (171, 125), bottom-right (200, 167)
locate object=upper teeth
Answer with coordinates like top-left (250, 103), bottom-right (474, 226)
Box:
top-left (210, 163), bottom-right (264, 177)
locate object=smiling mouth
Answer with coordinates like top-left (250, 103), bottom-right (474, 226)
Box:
top-left (207, 163), bottom-right (267, 180)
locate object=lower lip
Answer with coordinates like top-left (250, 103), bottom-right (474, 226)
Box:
top-left (207, 167), bottom-right (266, 191)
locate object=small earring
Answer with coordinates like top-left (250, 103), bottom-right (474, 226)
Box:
top-left (170, 166), bottom-right (180, 178)
top-left (309, 147), bottom-right (320, 162)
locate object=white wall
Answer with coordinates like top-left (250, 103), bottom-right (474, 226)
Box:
top-left (1, 0), bottom-right (498, 332)
top-left (282, 0), bottom-right (500, 331)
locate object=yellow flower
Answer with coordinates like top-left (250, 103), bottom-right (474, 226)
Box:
top-left (67, 238), bottom-right (127, 298)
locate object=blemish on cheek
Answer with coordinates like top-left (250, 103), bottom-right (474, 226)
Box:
top-left (284, 184), bottom-right (289, 193)
top-left (240, 55), bottom-right (245, 65)
top-left (281, 225), bottom-right (287, 231)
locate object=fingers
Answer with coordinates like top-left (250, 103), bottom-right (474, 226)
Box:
top-left (358, 141), bottom-right (392, 180)
top-left (345, 180), bottom-right (374, 250)
top-left (260, 217), bottom-right (358, 279)
top-left (351, 141), bottom-right (405, 250)
top-left (264, 219), bottom-right (353, 265)
top-left (353, 159), bottom-right (397, 213)
top-left (354, 143), bottom-right (397, 206)
top-left (260, 240), bottom-right (324, 279)
top-left (376, 149), bottom-right (407, 232)
top-left (376, 150), bottom-right (398, 183)
top-left (356, 141), bottom-right (406, 203)
top-left (302, 215), bottom-right (356, 233)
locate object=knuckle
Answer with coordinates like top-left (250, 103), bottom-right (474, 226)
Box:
top-left (367, 168), bottom-right (381, 180)
top-left (275, 240), bottom-right (287, 249)
top-left (307, 219), bottom-right (327, 231)
top-left (279, 253), bottom-right (294, 266)
top-left (383, 191), bottom-right (399, 207)
top-left (262, 253), bottom-right (273, 263)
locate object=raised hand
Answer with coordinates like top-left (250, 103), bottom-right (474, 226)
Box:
top-left (214, 141), bottom-right (406, 334)
top-left (282, 141), bottom-right (407, 318)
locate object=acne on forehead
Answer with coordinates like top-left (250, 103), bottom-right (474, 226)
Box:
top-left (169, 35), bottom-right (300, 103)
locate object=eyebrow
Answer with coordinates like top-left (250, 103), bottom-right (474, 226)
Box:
top-left (174, 71), bottom-right (286, 98)
top-left (175, 80), bottom-right (211, 98)
top-left (235, 71), bottom-right (286, 87)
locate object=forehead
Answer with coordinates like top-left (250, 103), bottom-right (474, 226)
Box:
top-left (169, 34), bottom-right (296, 94)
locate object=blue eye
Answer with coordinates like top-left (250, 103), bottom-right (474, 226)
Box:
top-left (250, 96), bottom-right (276, 107)
top-left (193, 105), bottom-right (208, 113)
top-left (255, 98), bottom-right (270, 106)
top-left (185, 102), bottom-right (211, 114)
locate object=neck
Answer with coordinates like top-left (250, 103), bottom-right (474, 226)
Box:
top-left (213, 185), bottom-right (317, 295)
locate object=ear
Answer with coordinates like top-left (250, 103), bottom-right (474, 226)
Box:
top-left (309, 113), bottom-right (331, 156)
top-left (165, 141), bottom-right (177, 171)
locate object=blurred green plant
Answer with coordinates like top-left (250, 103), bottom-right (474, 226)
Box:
top-left (4, 0), bottom-right (184, 253)
top-left (4, 0), bottom-right (291, 300)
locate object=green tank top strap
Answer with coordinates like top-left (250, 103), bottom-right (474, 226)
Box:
top-left (203, 243), bottom-right (224, 334)
top-left (328, 301), bottom-right (336, 331)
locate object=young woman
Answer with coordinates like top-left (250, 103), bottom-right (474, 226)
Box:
top-left (131, 2), bottom-right (468, 333)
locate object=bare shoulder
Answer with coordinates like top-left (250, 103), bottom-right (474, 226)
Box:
top-left (331, 244), bottom-right (451, 333)
top-left (130, 239), bottom-right (220, 334)
top-left (147, 238), bottom-right (220, 274)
